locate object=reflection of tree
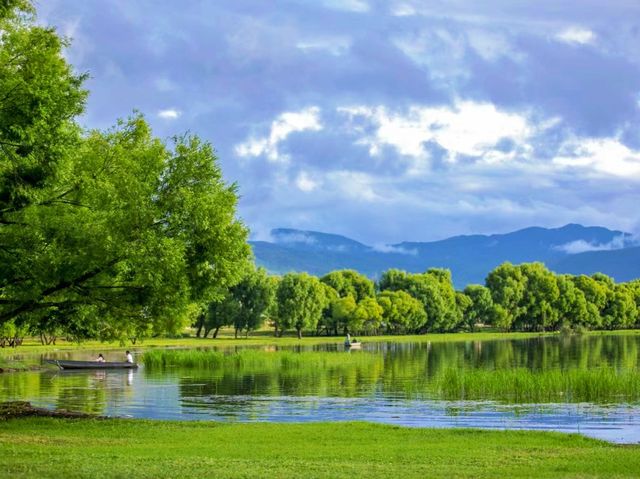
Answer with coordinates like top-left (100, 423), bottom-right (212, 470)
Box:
top-left (0, 370), bottom-right (136, 415)
top-left (167, 359), bottom-right (385, 401)
top-left (142, 336), bottom-right (640, 407)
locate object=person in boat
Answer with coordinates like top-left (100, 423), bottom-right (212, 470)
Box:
top-left (96, 354), bottom-right (105, 363)
top-left (125, 351), bottom-right (134, 363)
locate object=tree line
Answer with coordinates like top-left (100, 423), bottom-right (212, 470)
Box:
top-left (193, 264), bottom-right (640, 339)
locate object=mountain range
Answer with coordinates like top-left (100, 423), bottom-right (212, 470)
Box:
top-left (250, 224), bottom-right (640, 288)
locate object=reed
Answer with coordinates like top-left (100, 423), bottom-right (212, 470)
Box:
top-left (430, 367), bottom-right (640, 403)
top-left (141, 349), bottom-right (380, 372)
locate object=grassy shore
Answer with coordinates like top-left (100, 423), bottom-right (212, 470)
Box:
top-left (3, 329), bottom-right (640, 359)
top-left (0, 418), bottom-right (639, 478)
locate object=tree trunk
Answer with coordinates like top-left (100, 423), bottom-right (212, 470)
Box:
top-left (213, 327), bottom-right (220, 339)
top-left (203, 327), bottom-right (210, 338)
top-left (297, 329), bottom-right (302, 339)
top-left (234, 328), bottom-right (239, 339)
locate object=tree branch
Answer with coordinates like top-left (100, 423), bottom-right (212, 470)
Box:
top-left (0, 259), bottom-right (120, 324)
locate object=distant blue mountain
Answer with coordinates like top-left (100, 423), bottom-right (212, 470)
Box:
top-left (250, 224), bottom-right (638, 288)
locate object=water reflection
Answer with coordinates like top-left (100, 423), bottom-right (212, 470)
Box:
top-left (1, 334), bottom-right (640, 443)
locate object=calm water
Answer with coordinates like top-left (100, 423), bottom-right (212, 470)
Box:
top-left (2, 334), bottom-right (640, 443)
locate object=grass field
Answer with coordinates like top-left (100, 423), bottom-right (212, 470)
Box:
top-left (0, 418), bottom-right (639, 478)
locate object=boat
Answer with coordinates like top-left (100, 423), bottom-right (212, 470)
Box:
top-left (44, 359), bottom-right (138, 370)
top-left (344, 341), bottom-right (362, 349)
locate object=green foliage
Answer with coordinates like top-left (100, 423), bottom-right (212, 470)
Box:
top-left (485, 262), bottom-right (525, 331)
top-left (330, 295), bottom-right (357, 334)
top-left (320, 269), bottom-right (374, 302)
top-left (351, 296), bottom-right (383, 333)
top-left (455, 291), bottom-right (473, 328)
top-left (515, 263), bottom-right (560, 331)
top-left (202, 293), bottom-right (239, 338)
top-left (0, 6), bottom-right (86, 215)
top-left (555, 275), bottom-right (592, 329)
top-left (377, 290), bottom-right (426, 333)
top-left (461, 285), bottom-right (493, 331)
top-left (602, 285), bottom-right (637, 330)
top-left (229, 267), bottom-right (276, 337)
top-left (276, 272), bottom-right (327, 338)
top-left (378, 268), bottom-right (460, 332)
top-left (0, 2), bottom-right (250, 343)
top-left (1, 118), bottom-right (250, 340)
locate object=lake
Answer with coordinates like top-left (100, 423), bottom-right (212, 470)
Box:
top-left (2, 334), bottom-right (640, 443)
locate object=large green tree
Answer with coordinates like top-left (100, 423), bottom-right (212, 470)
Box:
top-left (461, 285), bottom-right (494, 331)
top-left (276, 272), bottom-right (327, 338)
top-left (485, 262), bottom-right (526, 331)
top-left (515, 263), bottom-right (560, 332)
top-left (230, 268), bottom-right (276, 337)
top-left (378, 268), bottom-right (459, 332)
top-left (377, 290), bottom-right (426, 333)
top-left (320, 270), bottom-right (374, 302)
top-left (0, 3), bottom-right (251, 340)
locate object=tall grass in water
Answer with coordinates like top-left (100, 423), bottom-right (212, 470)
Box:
top-left (431, 367), bottom-right (640, 403)
top-left (142, 349), bottom-right (380, 372)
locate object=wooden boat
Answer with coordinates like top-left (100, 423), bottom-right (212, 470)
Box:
top-left (344, 341), bottom-right (362, 349)
top-left (44, 359), bottom-right (138, 370)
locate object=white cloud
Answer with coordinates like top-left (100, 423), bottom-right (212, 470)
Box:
top-left (273, 231), bottom-right (317, 245)
top-left (325, 170), bottom-right (381, 202)
top-left (158, 108), bottom-right (181, 119)
top-left (321, 0), bottom-right (369, 13)
top-left (370, 243), bottom-right (417, 255)
top-left (466, 30), bottom-right (522, 62)
top-left (295, 171), bottom-right (319, 192)
top-left (296, 37), bottom-right (351, 56)
top-left (554, 235), bottom-right (633, 254)
top-left (339, 101), bottom-right (533, 171)
top-left (394, 29), bottom-right (468, 83)
top-left (391, 3), bottom-right (417, 16)
top-left (235, 107), bottom-right (322, 163)
top-left (555, 27), bottom-right (596, 45)
top-left (553, 138), bottom-right (640, 177)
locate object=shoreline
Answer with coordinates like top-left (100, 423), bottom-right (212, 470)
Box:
top-left (2, 329), bottom-right (640, 358)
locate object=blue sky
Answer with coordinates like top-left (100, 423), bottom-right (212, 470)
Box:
top-left (40, 0), bottom-right (640, 244)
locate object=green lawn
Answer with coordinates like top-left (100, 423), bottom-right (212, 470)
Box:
top-left (0, 419), bottom-right (638, 478)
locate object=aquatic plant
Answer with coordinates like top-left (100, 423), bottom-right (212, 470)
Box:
top-left (142, 349), bottom-right (380, 372)
top-left (429, 367), bottom-right (640, 403)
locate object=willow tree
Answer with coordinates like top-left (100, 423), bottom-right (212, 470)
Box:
top-left (0, 2), bottom-right (251, 340)
top-left (276, 272), bottom-right (326, 338)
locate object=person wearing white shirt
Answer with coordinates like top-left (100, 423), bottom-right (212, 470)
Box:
top-left (125, 351), bottom-right (134, 363)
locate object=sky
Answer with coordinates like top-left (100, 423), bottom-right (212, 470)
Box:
top-left (39, 0), bottom-right (640, 244)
